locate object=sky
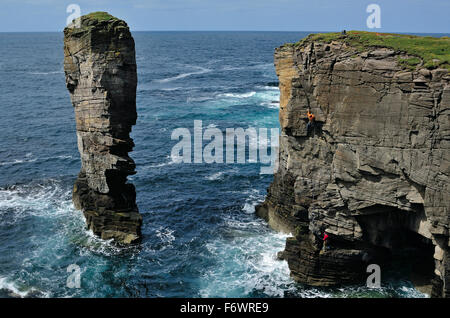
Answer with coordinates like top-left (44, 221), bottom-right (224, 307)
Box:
top-left (0, 0), bottom-right (449, 33)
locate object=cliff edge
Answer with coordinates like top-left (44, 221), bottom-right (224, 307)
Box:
top-left (256, 31), bottom-right (449, 297)
top-left (64, 12), bottom-right (142, 244)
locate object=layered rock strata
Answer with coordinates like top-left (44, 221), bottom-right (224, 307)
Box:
top-left (64, 12), bottom-right (142, 244)
top-left (257, 33), bottom-right (449, 296)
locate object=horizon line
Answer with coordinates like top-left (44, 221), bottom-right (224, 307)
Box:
top-left (1, 30), bottom-right (449, 34)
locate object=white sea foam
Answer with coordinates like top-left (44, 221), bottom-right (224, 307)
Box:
top-left (29, 70), bottom-right (63, 75)
top-left (146, 155), bottom-right (177, 168)
top-left (185, 84), bottom-right (279, 109)
top-left (255, 89), bottom-right (280, 109)
top-left (242, 202), bottom-right (256, 214)
top-left (0, 158), bottom-right (37, 166)
top-left (206, 88), bottom-right (280, 110)
top-left (0, 180), bottom-right (135, 258)
top-left (187, 96), bottom-right (214, 103)
top-left (256, 85), bottom-right (279, 90)
top-left (218, 91), bottom-right (256, 99)
top-left (0, 276), bottom-right (29, 297)
top-left (260, 101), bottom-right (280, 109)
top-left (199, 227), bottom-right (294, 297)
top-left (206, 171), bottom-right (224, 181)
top-left (0, 181), bottom-right (71, 221)
top-left (148, 162), bottom-right (171, 168)
top-left (188, 90), bottom-right (257, 103)
top-left (0, 154), bottom-right (73, 166)
top-left (160, 87), bottom-right (184, 91)
top-left (76, 224), bottom-right (131, 257)
top-left (155, 227), bottom-right (176, 245)
top-left (140, 85), bottom-right (187, 92)
top-left (0, 178), bottom-right (137, 299)
top-left (197, 187), bottom-right (296, 297)
top-left (241, 189), bottom-right (266, 215)
top-left (0, 276), bottom-right (50, 298)
top-left (154, 66), bottom-right (211, 83)
top-left (220, 63), bottom-right (273, 72)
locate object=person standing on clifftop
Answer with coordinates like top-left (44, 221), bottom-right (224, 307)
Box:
top-left (306, 108), bottom-right (315, 136)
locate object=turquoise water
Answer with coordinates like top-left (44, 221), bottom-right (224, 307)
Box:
top-left (0, 31), bottom-right (432, 297)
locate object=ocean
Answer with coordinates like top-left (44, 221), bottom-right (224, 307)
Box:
top-left (0, 31), bottom-right (431, 297)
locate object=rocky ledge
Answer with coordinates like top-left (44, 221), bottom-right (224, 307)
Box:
top-left (64, 12), bottom-right (142, 244)
top-left (257, 31), bottom-right (449, 297)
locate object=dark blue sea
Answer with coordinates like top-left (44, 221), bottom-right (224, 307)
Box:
top-left (0, 31), bottom-right (434, 297)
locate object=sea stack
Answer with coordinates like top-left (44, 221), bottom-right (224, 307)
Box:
top-left (63, 12), bottom-right (142, 244)
top-left (257, 32), bottom-right (449, 297)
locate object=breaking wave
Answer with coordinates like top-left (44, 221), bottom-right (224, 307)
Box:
top-left (0, 154), bottom-right (74, 166)
top-left (199, 190), bottom-right (294, 297)
top-left (154, 66), bottom-right (211, 83)
top-left (218, 91), bottom-right (256, 99)
top-left (29, 70), bottom-right (63, 75)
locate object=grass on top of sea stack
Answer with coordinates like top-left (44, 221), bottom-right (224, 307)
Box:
top-left (84, 11), bottom-right (119, 22)
top-left (64, 11), bottom-right (124, 35)
top-left (293, 31), bottom-right (450, 71)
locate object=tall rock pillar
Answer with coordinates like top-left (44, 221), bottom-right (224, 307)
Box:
top-left (63, 12), bottom-right (142, 244)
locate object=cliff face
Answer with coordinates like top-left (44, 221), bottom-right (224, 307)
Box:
top-left (257, 32), bottom-right (449, 296)
top-left (64, 12), bottom-right (142, 244)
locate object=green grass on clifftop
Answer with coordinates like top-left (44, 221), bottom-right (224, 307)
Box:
top-left (83, 11), bottom-right (119, 22)
top-left (294, 31), bottom-right (450, 70)
top-left (65, 11), bottom-right (123, 33)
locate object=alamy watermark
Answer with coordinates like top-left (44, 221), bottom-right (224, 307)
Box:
top-left (171, 120), bottom-right (279, 174)
top-left (66, 4), bottom-right (81, 28)
top-left (366, 4), bottom-right (381, 29)
top-left (366, 264), bottom-right (381, 288)
top-left (67, 264), bottom-right (81, 289)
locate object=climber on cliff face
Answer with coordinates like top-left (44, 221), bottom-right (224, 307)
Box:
top-left (306, 108), bottom-right (315, 136)
top-left (322, 231), bottom-right (330, 251)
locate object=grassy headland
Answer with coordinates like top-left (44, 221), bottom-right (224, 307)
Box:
top-left (292, 31), bottom-right (450, 70)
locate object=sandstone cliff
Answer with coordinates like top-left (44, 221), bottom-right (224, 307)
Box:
top-left (64, 12), bottom-right (142, 244)
top-left (257, 32), bottom-right (449, 297)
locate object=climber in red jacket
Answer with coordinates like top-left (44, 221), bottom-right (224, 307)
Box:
top-left (323, 231), bottom-right (329, 251)
top-left (306, 108), bottom-right (315, 136)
